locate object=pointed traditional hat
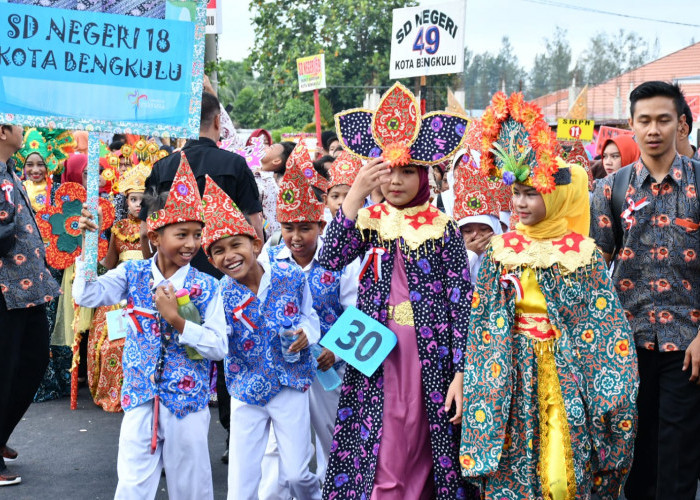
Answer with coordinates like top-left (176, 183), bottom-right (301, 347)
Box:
top-left (287, 141), bottom-right (329, 194)
top-left (453, 154), bottom-right (501, 224)
top-left (147, 152), bottom-right (205, 231)
top-left (328, 150), bottom-right (362, 190)
top-left (276, 162), bottom-right (325, 223)
top-left (560, 139), bottom-right (593, 190)
top-left (201, 175), bottom-right (258, 255)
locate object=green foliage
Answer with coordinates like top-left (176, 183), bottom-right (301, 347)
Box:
top-left (248, 0), bottom-right (418, 122)
top-left (232, 86), bottom-right (260, 129)
top-left (527, 27), bottom-right (573, 99)
top-left (463, 37), bottom-right (528, 110)
top-left (271, 126), bottom-right (297, 143)
top-left (575, 30), bottom-right (658, 86)
top-left (266, 97), bottom-right (316, 130)
top-left (211, 59), bottom-right (256, 117)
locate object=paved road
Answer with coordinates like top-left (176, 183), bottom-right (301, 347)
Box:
top-left (2, 388), bottom-right (699, 499)
top-left (0, 388), bottom-right (229, 500)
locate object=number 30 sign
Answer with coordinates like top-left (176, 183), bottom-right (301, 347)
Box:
top-left (320, 306), bottom-right (397, 377)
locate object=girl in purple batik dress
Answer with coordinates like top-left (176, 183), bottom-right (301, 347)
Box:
top-left (318, 82), bottom-right (478, 500)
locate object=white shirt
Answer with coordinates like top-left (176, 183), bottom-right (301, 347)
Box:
top-left (466, 249), bottom-right (484, 286)
top-left (256, 250), bottom-right (322, 345)
top-left (270, 238), bottom-right (360, 311)
top-left (72, 255), bottom-right (228, 361)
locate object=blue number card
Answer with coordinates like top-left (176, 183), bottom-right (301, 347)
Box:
top-left (320, 306), bottom-right (397, 377)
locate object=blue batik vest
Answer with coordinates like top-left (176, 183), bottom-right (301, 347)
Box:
top-left (121, 260), bottom-right (218, 418)
top-left (307, 260), bottom-right (344, 338)
top-left (222, 246), bottom-right (314, 406)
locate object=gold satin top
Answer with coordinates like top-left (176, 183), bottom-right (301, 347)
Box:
top-left (514, 267), bottom-right (560, 343)
top-left (515, 269), bottom-right (576, 499)
top-left (23, 180), bottom-right (48, 213)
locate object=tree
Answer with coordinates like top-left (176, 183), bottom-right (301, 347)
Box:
top-left (528, 27), bottom-right (573, 99)
top-left (266, 97), bottom-right (316, 130)
top-left (248, 0), bottom-right (419, 125)
top-left (576, 30), bottom-right (658, 86)
top-left (211, 59), bottom-right (256, 112)
top-left (231, 86), bottom-right (260, 129)
top-left (463, 37), bottom-right (527, 110)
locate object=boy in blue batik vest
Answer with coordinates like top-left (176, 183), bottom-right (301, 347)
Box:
top-left (200, 175), bottom-right (321, 500)
top-left (261, 144), bottom-right (361, 494)
top-left (74, 154), bottom-right (227, 500)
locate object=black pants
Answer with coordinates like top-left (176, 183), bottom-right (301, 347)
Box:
top-left (625, 348), bottom-right (700, 500)
top-left (215, 360), bottom-right (230, 437)
top-left (0, 295), bottom-right (50, 469)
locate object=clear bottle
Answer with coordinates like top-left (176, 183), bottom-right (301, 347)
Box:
top-left (279, 317), bottom-right (300, 363)
top-left (175, 289), bottom-right (203, 360)
top-left (310, 344), bottom-right (342, 391)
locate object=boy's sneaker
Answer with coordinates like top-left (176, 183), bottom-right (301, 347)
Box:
top-left (0, 447), bottom-right (17, 462)
top-left (0, 470), bottom-right (21, 486)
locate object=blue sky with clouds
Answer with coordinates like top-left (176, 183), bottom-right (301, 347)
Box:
top-left (219, 0), bottom-right (700, 70)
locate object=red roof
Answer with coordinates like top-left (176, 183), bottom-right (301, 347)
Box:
top-left (532, 41), bottom-right (700, 123)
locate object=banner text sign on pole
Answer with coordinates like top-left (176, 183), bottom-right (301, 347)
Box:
top-left (206, 0), bottom-right (222, 34)
top-left (595, 126), bottom-right (635, 156)
top-left (0, 1), bottom-right (207, 138)
top-left (296, 54), bottom-right (326, 93)
top-left (557, 118), bottom-right (595, 142)
top-left (389, 1), bottom-right (466, 79)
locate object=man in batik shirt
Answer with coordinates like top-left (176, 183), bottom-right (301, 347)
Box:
top-left (591, 81), bottom-right (700, 500)
top-left (0, 124), bottom-right (61, 486)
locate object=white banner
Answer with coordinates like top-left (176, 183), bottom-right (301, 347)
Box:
top-left (390, 1), bottom-right (466, 79)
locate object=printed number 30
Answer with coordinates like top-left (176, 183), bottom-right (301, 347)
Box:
top-left (335, 320), bottom-right (382, 362)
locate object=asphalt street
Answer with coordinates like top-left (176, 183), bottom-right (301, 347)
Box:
top-left (2, 388), bottom-right (698, 499)
top-left (0, 387), bottom-right (229, 500)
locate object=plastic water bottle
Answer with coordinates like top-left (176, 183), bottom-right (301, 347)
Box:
top-left (310, 344), bottom-right (342, 391)
top-left (175, 289), bottom-right (203, 360)
top-left (279, 317), bottom-right (300, 363)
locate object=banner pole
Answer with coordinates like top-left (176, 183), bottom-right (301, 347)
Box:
top-left (314, 89), bottom-right (322, 156)
top-left (83, 132), bottom-right (99, 282)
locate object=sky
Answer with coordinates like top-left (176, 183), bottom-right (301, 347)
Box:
top-left (218, 0), bottom-right (700, 71)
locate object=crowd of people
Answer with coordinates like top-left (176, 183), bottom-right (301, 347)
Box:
top-left (0, 78), bottom-right (698, 500)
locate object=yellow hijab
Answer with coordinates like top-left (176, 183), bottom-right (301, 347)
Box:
top-left (517, 160), bottom-right (590, 240)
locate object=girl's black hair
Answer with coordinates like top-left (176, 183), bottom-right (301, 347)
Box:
top-left (142, 188), bottom-right (169, 232)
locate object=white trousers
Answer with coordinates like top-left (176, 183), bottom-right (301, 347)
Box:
top-left (228, 388), bottom-right (321, 500)
top-left (259, 366), bottom-right (344, 498)
top-left (115, 401), bottom-right (213, 500)
top-left (308, 363), bottom-right (344, 482)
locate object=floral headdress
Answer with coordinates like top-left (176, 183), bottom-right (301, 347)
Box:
top-left (479, 92), bottom-right (563, 194)
top-left (201, 175), bottom-right (259, 255)
top-left (335, 82), bottom-right (469, 167)
top-left (133, 138), bottom-right (164, 168)
top-left (13, 128), bottom-right (76, 176)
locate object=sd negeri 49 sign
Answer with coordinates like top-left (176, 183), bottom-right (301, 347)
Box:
top-left (390, 1), bottom-right (466, 79)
